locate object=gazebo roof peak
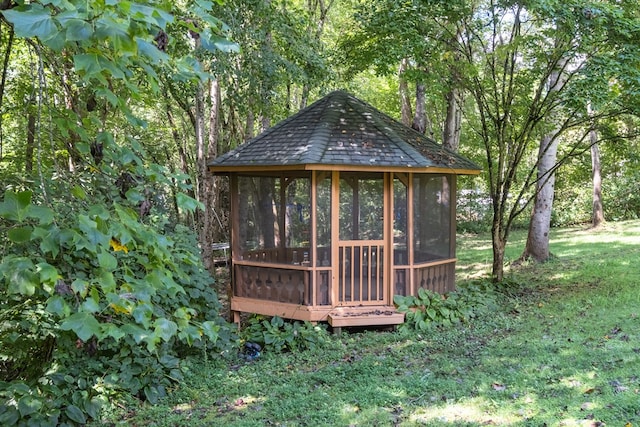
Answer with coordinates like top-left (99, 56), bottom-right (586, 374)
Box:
top-left (209, 90), bottom-right (480, 174)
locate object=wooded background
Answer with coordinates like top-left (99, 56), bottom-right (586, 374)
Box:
top-left (1, 1), bottom-right (640, 424)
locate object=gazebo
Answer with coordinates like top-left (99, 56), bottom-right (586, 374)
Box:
top-left (209, 90), bottom-right (480, 330)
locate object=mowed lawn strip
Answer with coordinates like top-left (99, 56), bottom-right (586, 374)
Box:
top-left (102, 221), bottom-right (640, 426)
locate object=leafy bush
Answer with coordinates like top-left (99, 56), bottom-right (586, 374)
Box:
top-left (0, 144), bottom-right (235, 425)
top-left (394, 280), bottom-right (501, 332)
top-left (242, 315), bottom-right (328, 353)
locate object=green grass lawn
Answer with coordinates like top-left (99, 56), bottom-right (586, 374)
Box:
top-left (103, 221), bottom-right (640, 426)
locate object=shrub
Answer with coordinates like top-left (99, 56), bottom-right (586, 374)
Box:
top-left (241, 315), bottom-right (328, 353)
top-left (394, 280), bottom-right (501, 332)
top-left (0, 143), bottom-right (235, 425)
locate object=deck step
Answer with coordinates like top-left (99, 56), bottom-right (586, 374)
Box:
top-left (327, 306), bottom-right (405, 328)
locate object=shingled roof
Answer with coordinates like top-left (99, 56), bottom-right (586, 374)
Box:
top-left (209, 90), bottom-right (480, 174)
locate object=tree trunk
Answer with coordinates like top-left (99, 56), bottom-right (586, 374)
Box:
top-left (399, 58), bottom-right (412, 126)
top-left (491, 220), bottom-right (506, 282)
top-left (443, 86), bottom-right (461, 151)
top-left (194, 73), bottom-right (208, 259)
top-left (197, 79), bottom-right (222, 272)
top-left (591, 130), bottom-right (605, 228)
top-left (0, 25), bottom-right (14, 161)
top-left (25, 97), bottom-right (35, 173)
top-left (520, 56), bottom-right (567, 262)
top-left (522, 134), bottom-right (558, 261)
top-left (411, 82), bottom-right (427, 134)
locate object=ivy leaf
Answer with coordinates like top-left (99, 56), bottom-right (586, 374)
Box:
top-left (101, 323), bottom-right (125, 341)
top-left (201, 321), bottom-right (220, 342)
top-left (132, 303), bottom-right (153, 328)
top-left (2, 4), bottom-right (57, 39)
top-left (154, 318), bottom-right (178, 342)
top-left (121, 323), bottom-right (149, 344)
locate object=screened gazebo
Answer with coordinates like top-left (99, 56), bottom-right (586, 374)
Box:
top-left (209, 91), bottom-right (480, 330)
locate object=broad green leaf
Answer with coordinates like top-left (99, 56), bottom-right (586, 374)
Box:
top-left (71, 185), bottom-right (87, 200)
top-left (201, 33), bottom-right (240, 53)
top-left (121, 323), bottom-right (150, 344)
top-left (0, 407), bottom-right (19, 425)
top-left (176, 192), bottom-right (204, 212)
top-left (65, 404), bottom-right (87, 424)
top-left (132, 303), bottom-right (153, 328)
top-left (28, 205), bottom-right (54, 224)
top-left (2, 4), bottom-right (57, 39)
top-left (98, 252), bottom-right (117, 271)
top-left (154, 318), bottom-right (177, 342)
top-left (426, 308), bottom-right (437, 320)
top-left (60, 312), bottom-right (101, 341)
top-left (46, 295), bottom-right (71, 317)
top-left (129, 4), bottom-right (173, 28)
top-left (99, 271), bottom-right (116, 293)
top-left (88, 204), bottom-right (111, 220)
top-left (71, 278), bottom-right (88, 297)
top-left (137, 38), bottom-right (169, 63)
top-left (96, 88), bottom-right (119, 107)
top-left (8, 226), bottom-right (32, 243)
top-left (81, 296), bottom-right (101, 313)
top-left (18, 395), bottom-right (43, 417)
top-left (73, 53), bottom-right (125, 81)
top-left (0, 190), bottom-right (32, 221)
top-left (84, 397), bottom-right (103, 419)
top-left (201, 321), bottom-right (220, 342)
top-left (1, 256), bottom-right (37, 295)
top-left (33, 225), bottom-right (60, 258)
top-left (101, 323), bottom-right (125, 341)
top-left (37, 262), bottom-right (60, 283)
top-left (78, 214), bottom-right (110, 250)
top-left (62, 18), bottom-right (93, 41)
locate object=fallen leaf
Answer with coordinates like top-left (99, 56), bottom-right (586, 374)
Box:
top-left (492, 383), bottom-right (506, 391)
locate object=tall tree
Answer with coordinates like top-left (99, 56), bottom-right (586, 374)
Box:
top-left (521, 54), bottom-right (569, 263)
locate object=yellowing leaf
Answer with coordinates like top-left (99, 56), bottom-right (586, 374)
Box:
top-left (110, 303), bottom-right (131, 315)
top-left (109, 238), bottom-right (128, 253)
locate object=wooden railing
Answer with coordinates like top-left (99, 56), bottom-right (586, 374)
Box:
top-left (338, 241), bottom-right (384, 304)
top-left (234, 264), bottom-right (310, 305)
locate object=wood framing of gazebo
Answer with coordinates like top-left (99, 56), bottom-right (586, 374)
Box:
top-left (209, 91), bottom-right (480, 329)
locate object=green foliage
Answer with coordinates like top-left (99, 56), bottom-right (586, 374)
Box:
top-left (394, 280), bottom-right (501, 333)
top-left (0, 144), bottom-right (235, 424)
top-left (242, 315), bottom-right (328, 353)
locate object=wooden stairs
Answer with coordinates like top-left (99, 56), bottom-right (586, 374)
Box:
top-left (327, 306), bottom-right (405, 332)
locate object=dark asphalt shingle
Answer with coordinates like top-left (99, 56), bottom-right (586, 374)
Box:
top-left (209, 90), bottom-right (480, 172)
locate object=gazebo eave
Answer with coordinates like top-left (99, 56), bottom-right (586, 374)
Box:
top-left (209, 163), bottom-right (481, 176)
